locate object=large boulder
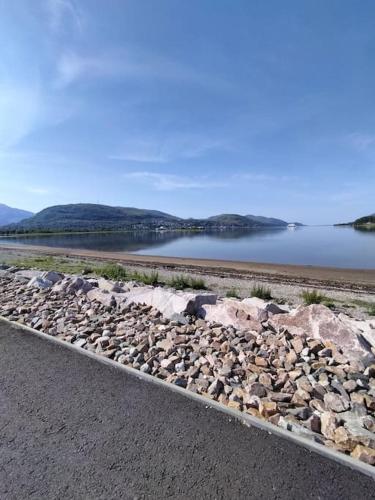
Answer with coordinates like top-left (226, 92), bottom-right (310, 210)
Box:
top-left (269, 304), bottom-right (374, 363)
top-left (123, 287), bottom-right (217, 319)
top-left (87, 288), bottom-right (117, 308)
top-left (52, 277), bottom-right (93, 294)
top-left (15, 270), bottom-right (43, 281)
top-left (200, 299), bottom-right (266, 332)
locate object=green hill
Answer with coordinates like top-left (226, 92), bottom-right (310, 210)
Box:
top-left (207, 214), bottom-right (257, 227)
top-left (336, 213), bottom-right (375, 226)
top-left (0, 204), bottom-right (303, 233)
top-left (354, 213), bottom-right (375, 225)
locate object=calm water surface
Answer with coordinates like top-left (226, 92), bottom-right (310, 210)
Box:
top-left (0, 226), bottom-right (374, 269)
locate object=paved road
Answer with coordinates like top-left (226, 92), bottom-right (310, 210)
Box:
top-left (0, 320), bottom-right (373, 500)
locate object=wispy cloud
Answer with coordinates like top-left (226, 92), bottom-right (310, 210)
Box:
top-left (123, 171), bottom-right (226, 190)
top-left (122, 169), bottom-right (297, 191)
top-left (110, 135), bottom-right (224, 163)
top-left (0, 81), bottom-right (43, 150)
top-left (347, 132), bottom-right (375, 151)
top-left (25, 187), bottom-right (50, 195)
top-left (46, 0), bottom-right (83, 34)
top-left (234, 172), bottom-right (298, 182)
top-left (55, 48), bottom-right (231, 90)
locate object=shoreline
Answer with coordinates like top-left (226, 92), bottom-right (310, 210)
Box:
top-left (0, 242), bottom-right (375, 292)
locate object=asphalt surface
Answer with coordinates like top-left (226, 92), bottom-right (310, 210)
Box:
top-left (0, 320), bottom-right (373, 500)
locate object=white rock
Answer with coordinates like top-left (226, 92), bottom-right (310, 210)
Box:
top-left (27, 276), bottom-right (53, 289)
top-left (15, 270), bottom-right (43, 280)
top-left (122, 287), bottom-right (217, 320)
top-left (242, 297), bottom-right (287, 316)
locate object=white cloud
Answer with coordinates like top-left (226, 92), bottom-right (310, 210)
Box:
top-left (46, 0), bottom-right (83, 34)
top-left (123, 171), bottom-right (225, 190)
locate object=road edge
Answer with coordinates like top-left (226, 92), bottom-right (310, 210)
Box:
top-left (1, 315), bottom-right (374, 480)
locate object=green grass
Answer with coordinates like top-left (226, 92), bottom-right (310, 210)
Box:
top-left (226, 288), bottom-right (240, 298)
top-left (131, 270), bottom-right (160, 286)
top-left (189, 277), bottom-right (207, 290)
top-left (250, 284), bottom-right (272, 300)
top-left (168, 274), bottom-right (207, 290)
top-left (367, 303), bottom-right (375, 316)
top-left (7, 256), bottom-right (95, 275)
top-left (301, 289), bottom-right (333, 306)
top-left (98, 263), bottom-right (129, 281)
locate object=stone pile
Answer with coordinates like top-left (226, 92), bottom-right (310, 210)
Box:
top-left (0, 267), bottom-right (374, 466)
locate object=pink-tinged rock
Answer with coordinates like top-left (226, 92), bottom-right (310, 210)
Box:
top-left (87, 288), bottom-right (116, 308)
top-left (200, 299), bottom-right (265, 332)
top-left (122, 287), bottom-right (217, 320)
top-left (269, 305), bottom-right (374, 363)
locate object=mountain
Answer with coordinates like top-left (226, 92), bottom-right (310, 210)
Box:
top-left (1, 204), bottom-right (180, 232)
top-left (0, 203), bottom-right (303, 233)
top-left (0, 204), bottom-right (33, 226)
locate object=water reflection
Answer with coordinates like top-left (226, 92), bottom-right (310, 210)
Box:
top-left (0, 226), bottom-right (374, 268)
top-left (0, 227), bottom-right (290, 251)
top-left (353, 225), bottom-right (375, 235)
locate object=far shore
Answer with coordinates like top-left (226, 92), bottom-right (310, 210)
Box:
top-left (0, 242), bottom-right (374, 291)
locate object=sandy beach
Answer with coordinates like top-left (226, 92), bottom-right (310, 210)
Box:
top-left (0, 243), bottom-right (374, 295)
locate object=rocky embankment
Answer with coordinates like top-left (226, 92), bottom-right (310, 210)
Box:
top-left (0, 265), bottom-right (375, 466)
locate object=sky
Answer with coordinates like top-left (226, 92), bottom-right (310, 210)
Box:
top-left (0, 0), bottom-right (375, 224)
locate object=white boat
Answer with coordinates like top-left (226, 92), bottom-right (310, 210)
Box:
top-left (287, 223), bottom-right (297, 228)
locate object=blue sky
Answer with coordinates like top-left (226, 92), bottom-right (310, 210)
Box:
top-left (0, 0), bottom-right (374, 224)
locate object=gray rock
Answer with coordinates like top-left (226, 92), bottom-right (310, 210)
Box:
top-left (140, 363), bottom-right (151, 374)
top-left (324, 392), bottom-right (350, 413)
top-left (41, 271), bottom-right (64, 284)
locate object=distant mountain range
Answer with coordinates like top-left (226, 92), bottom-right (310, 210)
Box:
top-left (336, 212), bottom-right (375, 226)
top-left (0, 203), bottom-right (304, 233)
top-left (0, 204), bottom-right (33, 226)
